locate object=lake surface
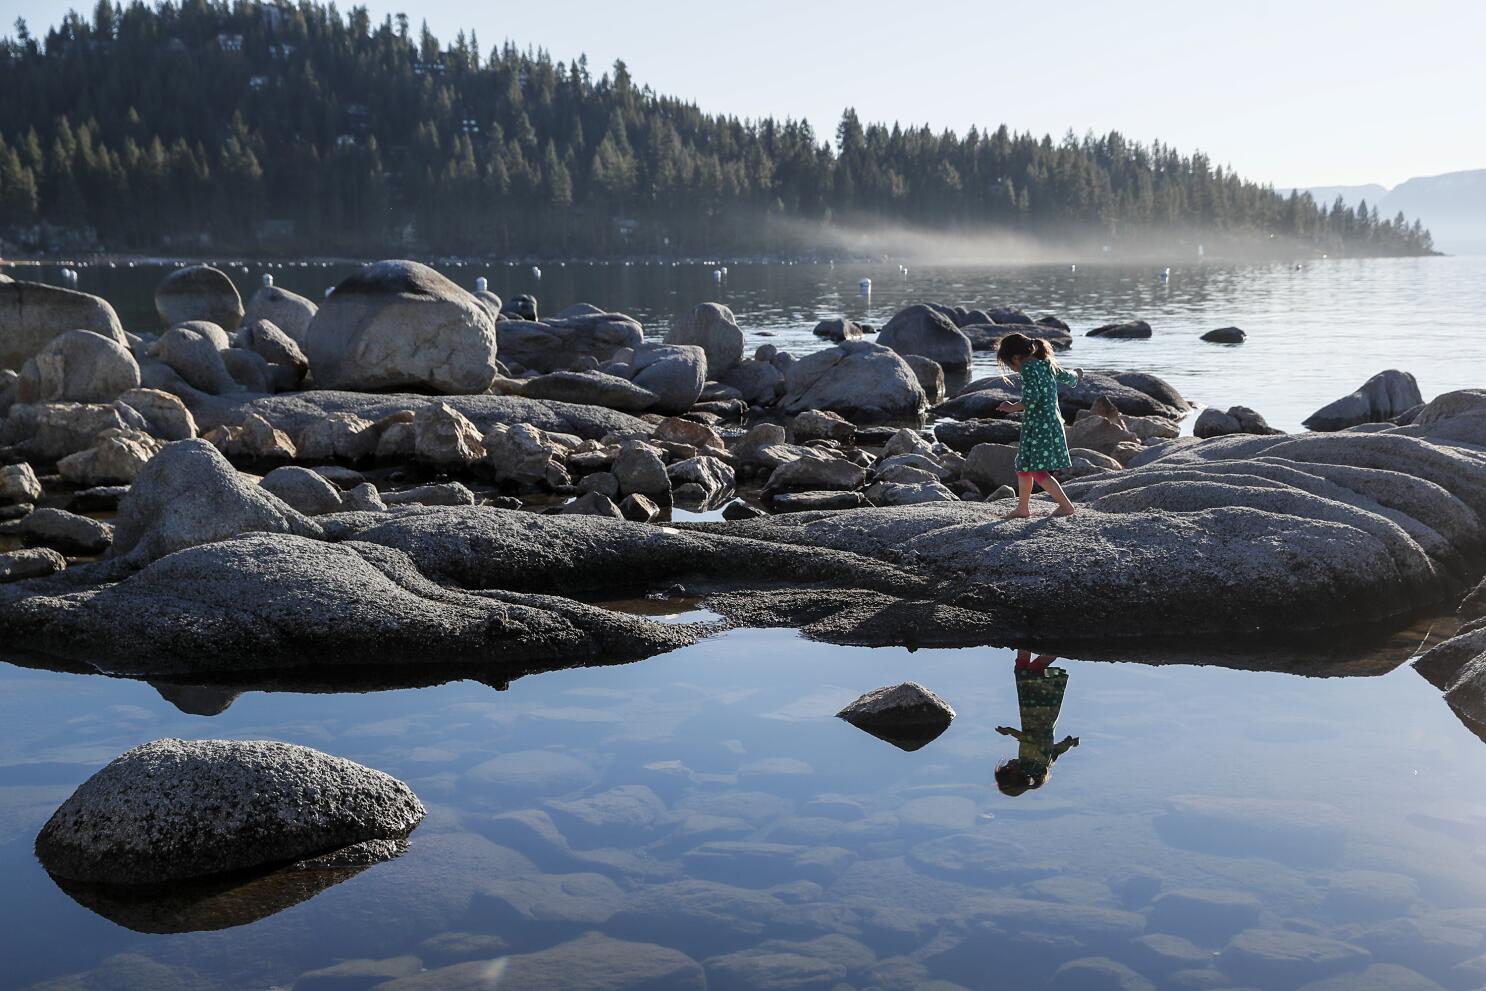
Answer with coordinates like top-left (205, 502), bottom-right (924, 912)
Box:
top-left (3, 616), bottom-right (1486, 990)
top-left (5, 254), bottom-right (1485, 431)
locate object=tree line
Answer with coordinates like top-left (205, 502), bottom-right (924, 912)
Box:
top-left (0, 0), bottom-right (1435, 258)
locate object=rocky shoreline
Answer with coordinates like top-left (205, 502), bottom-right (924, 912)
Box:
top-left (2, 260), bottom-right (1484, 717)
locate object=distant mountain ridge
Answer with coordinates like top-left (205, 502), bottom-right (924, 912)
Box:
top-left (1287, 169), bottom-right (1486, 254)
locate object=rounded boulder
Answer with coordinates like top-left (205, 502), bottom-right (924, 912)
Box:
top-left (155, 265), bottom-right (245, 332)
top-left (35, 738), bottom-right (425, 885)
top-left (306, 260), bottom-right (499, 394)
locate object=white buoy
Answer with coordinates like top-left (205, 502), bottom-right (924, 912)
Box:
top-left (1160, 267), bottom-right (1171, 281)
top-left (859, 277), bottom-right (872, 292)
top-left (324, 286), bottom-right (334, 298)
top-left (531, 265), bottom-right (542, 279)
top-left (475, 276), bottom-right (488, 292)
top-left (1070, 264), bottom-right (1077, 273)
top-left (1197, 244), bottom-right (1205, 258)
top-left (262, 274), bottom-right (274, 288)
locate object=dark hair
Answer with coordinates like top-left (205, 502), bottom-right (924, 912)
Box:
top-left (996, 332), bottom-right (1062, 375)
top-left (994, 759), bottom-right (1045, 797)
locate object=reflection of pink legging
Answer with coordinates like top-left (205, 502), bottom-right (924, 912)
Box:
top-left (1017, 471), bottom-right (1051, 484)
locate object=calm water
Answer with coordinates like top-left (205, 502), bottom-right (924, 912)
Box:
top-left (3, 618), bottom-right (1485, 990)
top-left (5, 255), bottom-right (1485, 431)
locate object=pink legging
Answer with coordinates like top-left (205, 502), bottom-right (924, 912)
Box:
top-left (1017, 471), bottom-right (1051, 484)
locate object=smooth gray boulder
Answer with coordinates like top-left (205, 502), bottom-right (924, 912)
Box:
top-left (306, 260), bottom-right (499, 394)
top-left (628, 343), bottom-right (706, 414)
top-left (903, 354), bottom-right (946, 405)
top-left (156, 323), bottom-right (238, 395)
top-left (521, 370), bottom-right (659, 412)
top-left (0, 547), bottom-right (67, 582)
top-left (18, 329), bottom-right (140, 404)
top-left (665, 302), bottom-right (745, 376)
top-left (1195, 406), bottom-right (1283, 439)
top-left (155, 265), bottom-right (245, 331)
top-left (19, 507), bottom-right (112, 555)
top-left (110, 438), bottom-right (321, 566)
top-left (878, 304), bottom-right (973, 368)
top-left (260, 466), bottom-right (345, 516)
top-left (499, 312), bottom-right (644, 374)
top-left (765, 455), bottom-right (866, 492)
top-left (221, 346), bottom-right (274, 394)
top-left (244, 284), bottom-right (317, 346)
top-left (0, 280), bottom-right (128, 372)
top-left (720, 358), bottom-right (786, 406)
top-left (239, 318), bottom-right (308, 383)
top-left (35, 738), bottom-right (424, 884)
top-left (1305, 370), bottom-right (1423, 431)
top-left (780, 341), bottom-right (927, 424)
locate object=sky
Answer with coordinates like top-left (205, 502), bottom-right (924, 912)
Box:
top-left (4, 0), bottom-right (1483, 189)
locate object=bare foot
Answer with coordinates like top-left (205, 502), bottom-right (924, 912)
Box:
top-left (1051, 506), bottom-right (1077, 518)
top-left (1003, 508), bottom-right (1032, 519)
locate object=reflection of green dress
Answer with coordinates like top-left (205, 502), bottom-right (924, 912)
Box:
top-left (1015, 358), bottom-right (1079, 472)
top-left (1014, 667), bottom-right (1073, 777)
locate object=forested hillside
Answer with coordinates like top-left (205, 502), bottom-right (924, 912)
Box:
top-left (0, 0), bottom-right (1436, 257)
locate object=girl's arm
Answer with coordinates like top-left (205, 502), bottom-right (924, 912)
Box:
top-left (995, 726), bottom-right (1025, 740)
top-left (998, 400), bottom-right (1024, 413)
top-left (1054, 366), bottom-right (1082, 387)
top-left (1053, 735), bottom-right (1080, 755)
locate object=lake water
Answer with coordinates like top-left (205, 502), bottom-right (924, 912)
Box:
top-left (5, 254), bottom-right (1485, 432)
top-left (3, 616), bottom-right (1486, 990)
top-left (3, 256), bottom-right (1485, 989)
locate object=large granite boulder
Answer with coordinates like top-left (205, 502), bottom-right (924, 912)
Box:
top-left (35, 738), bottom-right (424, 884)
top-left (522, 370), bottom-right (659, 412)
top-left (779, 341), bottom-right (927, 424)
top-left (155, 265), bottom-right (244, 331)
top-left (155, 323), bottom-right (238, 395)
top-left (940, 369), bottom-right (1186, 421)
top-left (244, 283), bottom-right (317, 346)
top-left (878, 304), bottom-right (973, 368)
top-left (306, 260), bottom-right (499, 394)
top-left (1304, 370), bottom-right (1423, 432)
top-left (628, 343), bottom-right (706, 414)
top-left (0, 280), bottom-right (128, 372)
top-left (664, 302), bottom-right (745, 377)
top-left (499, 312), bottom-right (644, 374)
top-left (110, 438), bottom-right (321, 566)
top-left (57, 428), bottom-right (165, 485)
top-left (238, 318), bottom-right (309, 388)
top-left (18, 329), bottom-right (140, 403)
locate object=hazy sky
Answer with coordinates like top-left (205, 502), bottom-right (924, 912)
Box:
top-left (5, 0), bottom-right (1483, 188)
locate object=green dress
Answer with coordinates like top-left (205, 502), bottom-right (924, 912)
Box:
top-left (1014, 358), bottom-right (1079, 473)
top-left (1013, 667), bottom-right (1075, 778)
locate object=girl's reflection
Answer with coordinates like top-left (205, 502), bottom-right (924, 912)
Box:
top-left (995, 649), bottom-right (1079, 796)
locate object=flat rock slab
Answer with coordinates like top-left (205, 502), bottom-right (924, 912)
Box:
top-left (1219, 928), bottom-right (1371, 986)
top-left (375, 932), bottom-right (705, 991)
top-left (35, 738), bottom-right (424, 885)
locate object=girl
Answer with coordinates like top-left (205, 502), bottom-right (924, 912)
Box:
top-left (995, 333), bottom-right (1082, 518)
top-left (995, 649), bottom-right (1080, 796)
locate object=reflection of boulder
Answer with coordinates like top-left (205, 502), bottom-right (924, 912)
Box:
top-left (148, 681), bottom-right (241, 716)
top-left (49, 849), bottom-right (394, 934)
top-left (837, 682), bottom-right (955, 752)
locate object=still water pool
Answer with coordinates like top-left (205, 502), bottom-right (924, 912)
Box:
top-left (3, 617), bottom-right (1484, 989)
top-left (5, 254), bottom-right (1485, 432)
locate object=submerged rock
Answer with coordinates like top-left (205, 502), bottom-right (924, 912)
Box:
top-left (35, 738), bottom-right (424, 884)
top-left (838, 682), bottom-right (956, 751)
